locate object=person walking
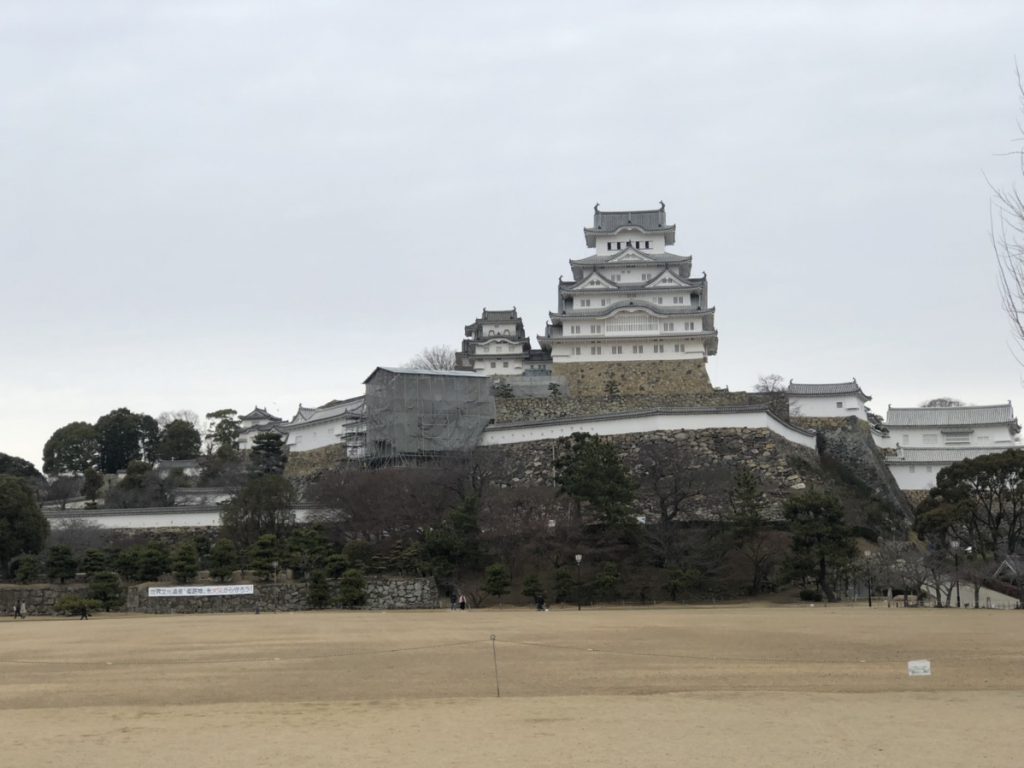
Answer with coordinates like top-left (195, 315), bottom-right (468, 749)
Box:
top-left (458, 594), bottom-right (467, 610)
top-left (19, 601), bottom-right (27, 620)
top-left (13, 602), bottom-right (22, 619)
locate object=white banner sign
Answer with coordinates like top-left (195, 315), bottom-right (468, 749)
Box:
top-left (148, 585), bottom-right (255, 597)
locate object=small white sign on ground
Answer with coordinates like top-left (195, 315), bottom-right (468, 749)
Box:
top-left (907, 659), bottom-right (932, 677)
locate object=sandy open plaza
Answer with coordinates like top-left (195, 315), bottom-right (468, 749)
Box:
top-left (1, 603), bottom-right (1021, 767)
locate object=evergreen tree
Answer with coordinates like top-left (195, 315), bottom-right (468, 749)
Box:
top-left (0, 476), bottom-right (49, 576)
top-left (248, 534), bottom-right (280, 582)
top-left (307, 570), bottom-right (332, 609)
top-left (208, 539), bottom-right (238, 582)
top-left (784, 492), bottom-right (855, 602)
top-left (80, 549), bottom-right (109, 575)
top-left (45, 545), bottom-right (78, 584)
top-left (482, 563), bottom-right (511, 606)
top-left (172, 540), bottom-right (200, 583)
top-left (250, 432), bottom-right (287, 476)
top-left (337, 568), bottom-right (367, 607)
top-left (87, 571), bottom-right (125, 611)
top-left (554, 432), bottom-right (635, 526)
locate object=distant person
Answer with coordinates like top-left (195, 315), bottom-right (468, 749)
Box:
top-left (19, 601), bottom-right (26, 619)
top-left (535, 594), bottom-right (546, 611)
top-left (79, 604), bottom-right (90, 620)
top-left (13, 602), bottom-right (22, 619)
top-left (458, 594), bottom-right (467, 611)
top-left (450, 593), bottom-right (458, 611)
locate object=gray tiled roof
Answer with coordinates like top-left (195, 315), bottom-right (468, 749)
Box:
top-left (239, 406), bottom-right (282, 421)
top-left (284, 397), bottom-right (364, 428)
top-left (885, 403), bottom-right (1016, 427)
top-left (584, 204), bottom-right (677, 246)
top-left (788, 381), bottom-right (869, 399)
top-left (889, 447), bottom-right (1022, 464)
top-left (570, 250), bottom-right (690, 267)
top-left (363, 366), bottom-right (490, 383)
top-left (481, 308), bottom-right (518, 321)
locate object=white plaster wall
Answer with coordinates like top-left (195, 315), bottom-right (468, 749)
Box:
top-left (475, 359), bottom-right (525, 375)
top-left (479, 322), bottom-right (519, 337)
top-left (44, 507), bottom-right (318, 530)
top-left (480, 410), bottom-right (817, 450)
top-left (789, 395), bottom-right (868, 421)
top-left (886, 463), bottom-right (940, 491)
top-left (889, 424), bottom-right (1019, 447)
top-left (594, 233), bottom-right (666, 253)
top-left (285, 421), bottom-right (343, 452)
top-left (548, 339), bottom-right (707, 362)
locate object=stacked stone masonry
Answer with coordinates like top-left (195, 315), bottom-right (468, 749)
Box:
top-left (479, 427), bottom-right (819, 522)
top-left (0, 577), bottom-right (439, 616)
top-left (495, 391), bottom-right (789, 425)
top-left (552, 359), bottom-right (712, 397)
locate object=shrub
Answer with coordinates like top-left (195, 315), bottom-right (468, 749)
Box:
top-left (12, 554), bottom-right (43, 583)
top-left (307, 570), bottom-right (332, 609)
top-left (799, 588), bottom-right (823, 602)
top-left (54, 596), bottom-right (102, 616)
top-left (338, 568), bottom-right (367, 608)
top-left (88, 571), bottom-right (125, 611)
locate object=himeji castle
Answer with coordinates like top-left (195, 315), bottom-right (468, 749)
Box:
top-left (539, 203), bottom-right (718, 395)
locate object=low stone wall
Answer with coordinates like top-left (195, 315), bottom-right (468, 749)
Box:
top-left (0, 584), bottom-right (87, 617)
top-left (134, 576), bottom-right (438, 613)
top-left (552, 359), bottom-right (713, 397)
top-left (0, 577), bottom-right (439, 616)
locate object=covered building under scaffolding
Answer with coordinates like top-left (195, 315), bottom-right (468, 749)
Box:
top-left (361, 367), bottom-right (496, 463)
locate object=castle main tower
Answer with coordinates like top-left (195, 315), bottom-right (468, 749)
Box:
top-left (538, 203), bottom-right (717, 396)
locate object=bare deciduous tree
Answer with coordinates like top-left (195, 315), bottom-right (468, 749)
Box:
top-left (407, 345), bottom-right (457, 370)
top-left (995, 69), bottom-right (1024, 360)
top-left (919, 398), bottom-right (965, 408)
top-left (754, 373), bottom-right (786, 393)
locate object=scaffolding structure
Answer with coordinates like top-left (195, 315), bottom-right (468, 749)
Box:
top-left (362, 367), bottom-right (496, 462)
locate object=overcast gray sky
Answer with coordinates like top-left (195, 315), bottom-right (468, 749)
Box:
top-left (3, 1), bottom-right (1024, 469)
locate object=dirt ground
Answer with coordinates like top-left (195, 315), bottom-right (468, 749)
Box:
top-left (1, 603), bottom-right (1021, 767)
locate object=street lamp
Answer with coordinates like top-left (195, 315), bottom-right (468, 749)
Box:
top-left (864, 551), bottom-right (873, 607)
top-left (575, 553), bottom-right (583, 611)
top-left (951, 540), bottom-right (961, 608)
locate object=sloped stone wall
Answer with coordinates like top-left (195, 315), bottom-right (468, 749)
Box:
top-left (793, 416), bottom-right (912, 524)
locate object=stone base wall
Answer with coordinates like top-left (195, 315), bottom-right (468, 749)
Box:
top-left (552, 359), bottom-right (712, 397)
top-left (496, 391), bottom-right (788, 424)
top-left (0, 576), bottom-right (439, 616)
top-left (479, 427), bottom-right (818, 521)
top-left (284, 444), bottom-right (350, 480)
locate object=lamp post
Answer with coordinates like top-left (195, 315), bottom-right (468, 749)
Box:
top-left (575, 553), bottom-right (583, 611)
top-left (951, 540), bottom-right (961, 608)
top-left (864, 551), bottom-right (873, 608)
